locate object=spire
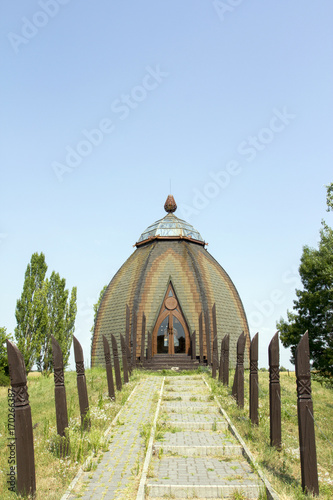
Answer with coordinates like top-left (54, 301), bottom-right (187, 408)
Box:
top-left (164, 194), bottom-right (177, 213)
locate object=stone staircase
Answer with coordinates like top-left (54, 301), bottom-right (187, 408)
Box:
top-left (142, 375), bottom-right (266, 499)
top-left (144, 354), bottom-right (201, 371)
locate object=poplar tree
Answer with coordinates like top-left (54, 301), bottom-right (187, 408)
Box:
top-left (15, 253), bottom-right (77, 373)
top-left (15, 252), bottom-right (48, 372)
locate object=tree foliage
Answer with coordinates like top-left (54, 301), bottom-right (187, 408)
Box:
top-left (15, 253), bottom-right (77, 373)
top-left (0, 327), bottom-right (13, 385)
top-left (90, 285), bottom-right (107, 349)
top-left (277, 184), bottom-right (333, 376)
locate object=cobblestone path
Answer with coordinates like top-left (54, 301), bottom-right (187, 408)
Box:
top-left (65, 377), bottom-right (162, 500)
top-left (144, 375), bottom-right (264, 499)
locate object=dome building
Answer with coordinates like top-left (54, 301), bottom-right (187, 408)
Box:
top-left (91, 195), bottom-right (250, 368)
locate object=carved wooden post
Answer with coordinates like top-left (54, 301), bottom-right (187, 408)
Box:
top-left (199, 312), bottom-right (204, 364)
top-left (249, 332), bottom-right (259, 426)
top-left (73, 336), bottom-right (91, 430)
top-left (212, 304), bottom-right (218, 378)
top-left (204, 310), bottom-right (211, 365)
top-left (125, 304), bottom-right (130, 349)
top-left (141, 312), bottom-right (146, 364)
top-left (223, 334), bottom-right (230, 386)
top-left (268, 332), bottom-right (281, 450)
top-left (191, 331), bottom-right (196, 360)
top-left (7, 340), bottom-right (36, 497)
top-left (218, 337), bottom-right (224, 382)
top-left (126, 304), bottom-right (132, 374)
top-left (51, 335), bottom-right (70, 456)
top-left (102, 335), bottom-right (115, 399)
top-left (120, 334), bottom-right (129, 383)
top-left (111, 334), bottom-right (122, 391)
top-left (147, 331), bottom-right (152, 363)
top-left (295, 331), bottom-right (319, 495)
top-left (132, 309), bottom-right (137, 366)
top-left (232, 332), bottom-right (245, 408)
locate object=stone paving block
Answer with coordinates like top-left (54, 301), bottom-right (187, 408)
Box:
top-left (67, 377), bottom-right (161, 499)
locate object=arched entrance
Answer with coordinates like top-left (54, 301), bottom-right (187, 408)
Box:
top-left (152, 283), bottom-right (190, 356)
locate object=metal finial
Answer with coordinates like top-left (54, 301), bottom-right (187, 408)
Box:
top-left (164, 194), bottom-right (177, 213)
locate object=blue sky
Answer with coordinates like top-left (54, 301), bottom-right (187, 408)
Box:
top-left (1, 1), bottom-right (332, 369)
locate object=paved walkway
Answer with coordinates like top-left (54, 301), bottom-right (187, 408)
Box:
top-left (145, 375), bottom-right (263, 499)
top-left (66, 377), bottom-right (162, 500)
top-left (66, 374), bottom-right (274, 499)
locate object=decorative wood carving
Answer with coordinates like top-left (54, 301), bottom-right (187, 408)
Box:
top-left (51, 335), bottom-right (70, 456)
top-left (249, 332), bottom-right (259, 426)
top-left (111, 334), bottom-right (122, 391)
top-left (103, 335), bottom-right (115, 399)
top-left (199, 312), bottom-right (203, 364)
top-left (232, 332), bottom-right (245, 408)
top-left (204, 309), bottom-right (211, 365)
top-left (126, 304), bottom-right (131, 374)
top-left (132, 308), bottom-right (137, 366)
top-left (295, 331), bottom-right (319, 495)
top-left (141, 312), bottom-right (146, 363)
top-left (191, 331), bottom-right (196, 360)
top-left (211, 304), bottom-right (218, 378)
top-left (120, 334), bottom-right (129, 383)
top-left (73, 336), bottom-right (91, 430)
top-left (7, 340), bottom-right (36, 497)
top-left (268, 332), bottom-right (281, 450)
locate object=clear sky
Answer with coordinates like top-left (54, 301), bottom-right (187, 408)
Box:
top-left (1, 1), bottom-right (332, 370)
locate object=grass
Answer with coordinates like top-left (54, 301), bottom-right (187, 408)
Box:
top-left (0, 367), bottom-right (142, 499)
top-left (205, 370), bottom-right (333, 500)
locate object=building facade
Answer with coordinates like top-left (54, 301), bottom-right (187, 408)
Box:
top-left (91, 196), bottom-right (250, 368)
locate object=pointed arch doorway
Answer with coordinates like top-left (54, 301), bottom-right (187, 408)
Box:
top-left (152, 283), bottom-right (190, 356)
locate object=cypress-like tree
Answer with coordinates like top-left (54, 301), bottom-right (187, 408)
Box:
top-left (15, 252), bottom-right (48, 372)
top-left (15, 253), bottom-right (77, 373)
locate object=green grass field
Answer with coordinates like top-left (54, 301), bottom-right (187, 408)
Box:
top-left (206, 370), bottom-right (333, 500)
top-left (1, 368), bottom-right (332, 499)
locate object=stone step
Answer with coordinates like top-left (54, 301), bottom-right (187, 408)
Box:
top-left (154, 431), bottom-right (242, 457)
top-left (146, 456), bottom-right (261, 498)
top-left (162, 392), bottom-right (209, 401)
top-left (167, 414), bottom-right (228, 431)
top-left (162, 401), bottom-right (216, 412)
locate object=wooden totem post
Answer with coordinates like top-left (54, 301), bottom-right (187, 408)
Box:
top-left (120, 334), bottom-right (129, 383)
top-left (141, 312), bottom-right (146, 364)
top-left (268, 332), bottom-right (281, 449)
top-left (191, 331), bottom-right (196, 360)
top-left (7, 340), bottom-right (36, 497)
top-left (212, 304), bottom-right (218, 378)
top-left (249, 332), bottom-right (259, 425)
top-left (204, 310), bottom-right (212, 365)
top-left (132, 309), bottom-right (137, 367)
top-left (125, 304), bottom-right (132, 374)
top-left (111, 334), bottom-right (122, 391)
top-left (102, 335), bottom-right (115, 399)
top-left (223, 334), bottom-right (230, 386)
top-left (51, 335), bottom-right (70, 455)
top-left (295, 331), bottom-right (319, 495)
top-left (218, 337), bottom-right (224, 382)
top-left (199, 312), bottom-right (204, 364)
top-left (147, 331), bottom-right (152, 364)
top-left (73, 336), bottom-right (91, 430)
top-left (232, 332), bottom-right (245, 408)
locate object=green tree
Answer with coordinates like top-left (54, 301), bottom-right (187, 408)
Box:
top-left (0, 327), bottom-right (13, 386)
top-left (90, 285), bottom-right (107, 348)
top-left (277, 184), bottom-right (333, 376)
top-left (36, 272), bottom-right (77, 372)
top-left (15, 252), bottom-right (48, 372)
top-left (15, 253), bottom-right (77, 373)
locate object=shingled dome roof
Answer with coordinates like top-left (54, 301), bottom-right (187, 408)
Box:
top-left (91, 195), bottom-right (250, 369)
